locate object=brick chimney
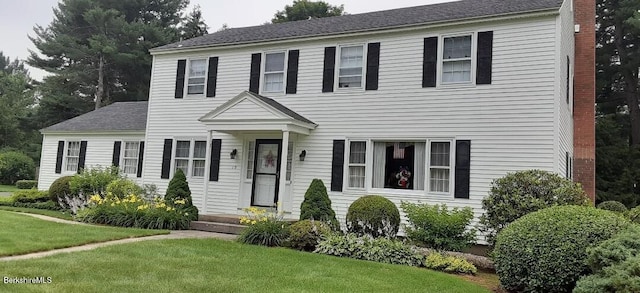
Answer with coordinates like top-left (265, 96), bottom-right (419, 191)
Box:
top-left (573, 0), bottom-right (596, 203)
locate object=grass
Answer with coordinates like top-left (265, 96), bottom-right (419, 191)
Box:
top-left (0, 206), bottom-right (74, 220)
top-left (0, 184), bottom-right (18, 192)
top-left (0, 211), bottom-right (168, 256)
top-left (0, 239), bottom-right (489, 293)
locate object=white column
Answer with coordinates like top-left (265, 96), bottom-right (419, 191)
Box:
top-left (203, 130), bottom-right (212, 215)
top-left (278, 130), bottom-right (289, 214)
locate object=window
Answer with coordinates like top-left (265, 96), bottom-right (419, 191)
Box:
top-left (175, 140), bottom-right (190, 175)
top-left (348, 141), bottom-right (366, 188)
top-left (192, 141), bottom-right (206, 177)
top-left (187, 59), bottom-right (206, 94)
top-left (174, 140), bottom-right (206, 177)
top-left (442, 35), bottom-right (472, 83)
top-left (429, 142), bottom-right (451, 192)
top-left (246, 141), bottom-right (255, 179)
top-left (122, 142), bottom-right (140, 175)
top-left (372, 142), bottom-right (425, 190)
top-left (263, 52), bottom-right (286, 93)
top-left (65, 141), bottom-right (81, 172)
top-left (338, 45), bottom-right (364, 88)
top-left (286, 141), bottom-right (293, 181)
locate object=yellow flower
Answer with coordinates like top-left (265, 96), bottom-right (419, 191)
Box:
top-left (89, 194), bottom-right (102, 203)
top-left (110, 203), bottom-right (115, 207)
top-left (251, 220), bottom-right (257, 225)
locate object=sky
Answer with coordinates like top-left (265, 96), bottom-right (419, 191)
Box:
top-left (0, 0), bottom-right (450, 81)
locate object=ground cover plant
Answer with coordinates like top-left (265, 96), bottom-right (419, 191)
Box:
top-left (0, 238), bottom-right (490, 293)
top-left (0, 211), bottom-right (167, 256)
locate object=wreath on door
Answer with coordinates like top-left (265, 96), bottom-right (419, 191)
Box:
top-left (264, 150), bottom-right (275, 168)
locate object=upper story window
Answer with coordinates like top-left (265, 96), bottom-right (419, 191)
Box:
top-left (338, 45), bottom-right (364, 88)
top-left (65, 141), bottom-right (81, 172)
top-left (442, 35), bottom-right (472, 84)
top-left (263, 52), bottom-right (286, 93)
top-left (122, 141), bottom-right (140, 175)
top-left (187, 59), bottom-right (207, 95)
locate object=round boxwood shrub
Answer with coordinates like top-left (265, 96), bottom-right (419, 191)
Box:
top-left (479, 169), bottom-right (590, 245)
top-left (493, 205), bottom-right (630, 293)
top-left (346, 195), bottom-right (400, 238)
top-left (49, 176), bottom-right (74, 203)
top-left (629, 206), bottom-right (640, 224)
top-left (597, 200), bottom-right (628, 213)
top-left (0, 151), bottom-right (35, 185)
top-left (287, 219), bottom-right (331, 251)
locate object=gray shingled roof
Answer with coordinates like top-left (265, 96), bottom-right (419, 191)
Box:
top-left (249, 92), bottom-right (316, 125)
top-left (152, 0), bottom-right (564, 52)
top-left (42, 101), bottom-right (148, 133)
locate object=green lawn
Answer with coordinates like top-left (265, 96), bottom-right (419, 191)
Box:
top-left (0, 238), bottom-right (489, 293)
top-left (0, 184), bottom-right (18, 192)
top-left (0, 206), bottom-right (74, 220)
top-left (0, 211), bottom-right (168, 256)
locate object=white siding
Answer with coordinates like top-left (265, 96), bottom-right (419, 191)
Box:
top-left (556, 0), bottom-right (575, 178)
top-left (38, 133), bottom-right (145, 190)
top-left (144, 14), bottom-right (563, 227)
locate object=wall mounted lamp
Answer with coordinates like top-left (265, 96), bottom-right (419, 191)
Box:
top-left (299, 150), bottom-right (307, 161)
top-left (230, 149), bottom-right (237, 159)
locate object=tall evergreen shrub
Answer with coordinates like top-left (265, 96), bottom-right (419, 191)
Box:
top-left (299, 179), bottom-right (338, 229)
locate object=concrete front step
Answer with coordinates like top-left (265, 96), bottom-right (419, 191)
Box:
top-left (198, 214), bottom-right (243, 225)
top-left (190, 221), bottom-right (246, 235)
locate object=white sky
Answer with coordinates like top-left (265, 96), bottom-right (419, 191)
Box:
top-left (0, 0), bottom-right (450, 80)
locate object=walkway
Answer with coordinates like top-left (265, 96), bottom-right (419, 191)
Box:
top-left (0, 213), bottom-right (237, 262)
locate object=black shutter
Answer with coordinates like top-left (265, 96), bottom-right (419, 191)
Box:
top-left (566, 56), bottom-right (570, 104)
top-left (286, 50), bottom-right (300, 94)
top-left (112, 141), bottom-right (122, 167)
top-left (175, 59), bottom-right (186, 98)
top-left (210, 139), bottom-right (222, 182)
top-left (422, 37), bottom-right (438, 87)
top-left (161, 139), bottom-right (173, 179)
top-left (206, 57), bottom-right (218, 97)
top-left (476, 31), bottom-right (493, 85)
top-left (454, 140), bottom-right (471, 199)
top-left (322, 47), bottom-right (336, 93)
top-left (330, 140), bottom-right (345, 192)
top-left (366, 42), bottom-right (380, 90)
top-left (249, 53), bottom-right (261, 93)
top-left (55, 141), bottom-right (64, 174)
top-left (78, 141), bottom-right (87, 173)
top-left (137, 142), bottom-right (145, 178)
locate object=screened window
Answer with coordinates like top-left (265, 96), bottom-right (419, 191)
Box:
top-left (192, 141), bottom-right (206, 177)
top-left (442, 36), bottom-right (472, 83)
top-left (348, 141), bottom-right (366, 188)
top-left (263, 52), bottom-right (286, 93)
top-left (122, 142), bottom-right (140, 175)
top-left (338, 45), bottom-right (364, 88)
top-left (187, 59), bottom-right (206, 94)
top-left (372, 142), bottom-right (425, 190)
top-left (429, 142), bottom-right (451, 193)
top-left (65, 141), bottom-right (81, 172)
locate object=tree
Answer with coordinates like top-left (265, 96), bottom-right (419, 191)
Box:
top-left (181, 5), bottom-right (209, 40)
top-left (165, 169), bottom-right (198, 220)
top-left (272, 0), bottom-right (345, 23)
top-left (299, 179), bottom-right (338, 229)
top-left (0, 52), bottom-right (27, 75)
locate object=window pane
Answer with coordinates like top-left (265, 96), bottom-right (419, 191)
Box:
top-left (339, 45), bottom-right (363, 88)
top-left (338, 76), bottom-right (362, 88)
top-left (66, 157), bottom-right (78, 172)
top-left (286, 141), bottom-right (293, 181)
top-left (442, 60), bottom-right (471, 83)
top-left (67, 141), bottom-right (80, 156)
top-left (429, 168), bottom-right (450, 193)
top-left (340, 46), bottom-right (363, 68)
top-left (246, 141), bottom-right (255, 179)
top-left (176, 141), bottom-right (190, 158)
top-left (187, 85), bottom-right (205, 94)
top-left (264, 72), bottom-right (284, 92)
top-left (430, 142), bottom-right (450, 167)
top-left (192, 160), bottom-right (205, 177)
top-left (265, 53), bottom-right (285, 72)
top-left (123, 158), bottom-right (138, 174)
top-left (349, 142), bottom-right (366, 164)
top-left (443, 36), bottom-right (472, 59)
top-left (194, 141), bottom-right (206, 158)
top-left (349, 166), bottom-right (365, 188)
top-left (175, 159), bottom-right (189, 175)
top-left (124, 142), bottom-right (139, 158)
top-left (189, 59), bottom-right (206, 77)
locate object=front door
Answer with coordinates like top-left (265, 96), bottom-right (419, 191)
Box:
top-left (251, 139), bottom-right (282, 207)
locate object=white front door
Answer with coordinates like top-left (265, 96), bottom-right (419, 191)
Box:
top-left (251, 139), bottom-right (281, 207)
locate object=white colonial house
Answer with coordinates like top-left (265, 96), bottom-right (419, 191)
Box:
top-left (39, 0), bottom-right (595, 229)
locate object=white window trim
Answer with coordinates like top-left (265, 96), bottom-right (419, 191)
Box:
top-left (427, 139), bottom-right (455, 195)
top-left (243, 139), bottom-right (294, 184)
top-left (184, 58), bottom-right (208, 97)
top-left (346, 140), bottom-right (367, 190)
top-left (171, 138), bottom-right (207, 178)
top-left (437, 32), bottom-right (477, 87)
top-left (260, 51), bottom-right (288, 95)
top-left (63, 140), bottom-right (81, 174)
top-left (120, 141), bottom-right (140, 175)
top-left (335, 43), bottom-right (367, 92)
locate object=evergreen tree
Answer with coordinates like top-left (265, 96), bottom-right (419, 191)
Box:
top-left (181, 5), bottom-right (209, 40)
top-left (165, 169), bottom-right (198, 220)
top-left (272, 0), bottom-right (345, 23)
top-left (299, 179), bottom-right (338, 229)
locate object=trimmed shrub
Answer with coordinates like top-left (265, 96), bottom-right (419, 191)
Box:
top-left (315, 233), bottom-right (423, 267)
top-left (0, 196), bottom-right (12, 206)
top-left (287, 219), bottom-right (331, 251)
top-left (597, 200), bottom-right (628, 213)
top-left (49, 176), bottom-right (74, 203)
top-left (493, 205), bottom-right (630, 293)
top-left (424, 252), bottom-right (478, 275)
top-left (165, 169), bottom-right (197, 220)
top-left (346, 195), bottom-right (400, 238)
top-left (70, 166), bottom-right (122, 196)
top-left (238, 220), bottom-right (290, 247)
top-left (15, 180), bottom-right (38, 189)
top-left (574, 256), bottom-right (640, 293)
top-left (299, 179), bottom-right (338, 229)
top-left (630, 206), bottom-right (640, 224)
top-left (0, 151), bottom-right (35, 184)
top-left (400, 202), bottom-right (475, 251)
top-left (106, 178), bottom-right (144, 198)
top-left (12, 201), bottom-right (62, 211)
top-left (10, 189), bottom-right (49, 203)
top-left (479, 169), bottom-right (590, 245)
top-left (584, 225), bottom-right (640, 273)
